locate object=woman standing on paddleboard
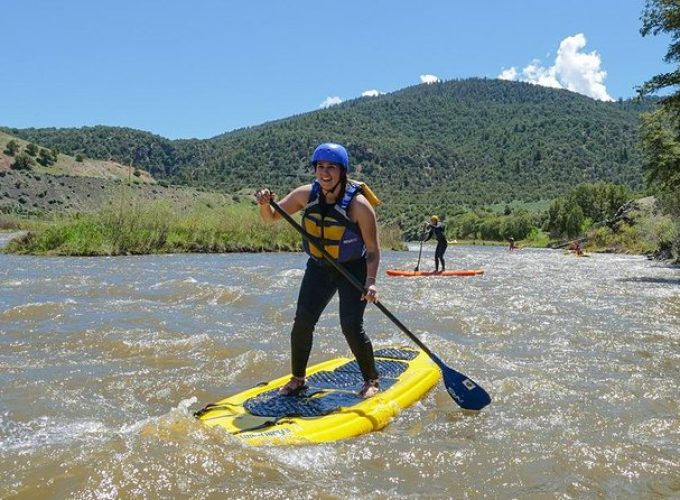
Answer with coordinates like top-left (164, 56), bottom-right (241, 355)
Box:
top-left (255, 143), bottom-right (382, 399)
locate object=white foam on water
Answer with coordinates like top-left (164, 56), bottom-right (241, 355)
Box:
top-left (277, 269), bottom-right (305, 278)
top-left (0, 279), bottom-right (25, 287)
top-left (120, 331), bottom-right (211, 350)
top-left (0, 299), bottom-right (78, 321)
top-left (4, 299), bottom-right (76, 310)
top-left (118, 397), bottom-right (198, 436)
top-left (263, 443), bottom-right (339, 470)
top-left (0, 414), bottom-right (108, 453)
top-left (147, 276), bottom-right (244, 305)
top-left (268, 268), bottom-right (305, 290)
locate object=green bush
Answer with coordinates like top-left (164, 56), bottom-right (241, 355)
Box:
top-left (4, 199), bottom-right (406, 256)
top-left (4, 140), bottom-right (19, 156)
top-left (11, 153), bottom-right (34, 170)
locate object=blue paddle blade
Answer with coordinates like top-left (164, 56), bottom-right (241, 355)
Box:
top-left (441, 365), bottom-right (491, 410)
top-left (430, 353), bottom-right (491, 411)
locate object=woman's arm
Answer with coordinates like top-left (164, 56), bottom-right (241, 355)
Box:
top-left (352, 194), bottom-right (380, 302)
top-left (255, 185), bottom-right (310, 222)
top-left (423, 224), bottom-right (433, 241)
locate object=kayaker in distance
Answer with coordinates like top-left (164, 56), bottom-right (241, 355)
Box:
top-left (571, 240), bottom-right (584, 256)
top-left (255, 142), bottom-right (381, 399)
top-left (424, 215), bottom-right (448, 273)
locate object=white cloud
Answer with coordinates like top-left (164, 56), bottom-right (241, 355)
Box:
top-left (522, 60), bottom-right (562, 89)
top-left (420, 74), bottom-right (440, 85)
top-left (361, 89), bottom-right (383, 97)
top-left (319, 96), bottom-right (342, 108)
top-left (498, 33), bottom-right (613, 101)
top-left (498, 67), bottom-right (518, 81)
top-left (554, 34), bottom-right (613, 101)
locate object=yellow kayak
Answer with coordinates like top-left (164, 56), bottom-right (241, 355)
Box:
top-left (564, 251), bottom-right (591, 257)
top-left (195, 347), bottom-right (440, 446)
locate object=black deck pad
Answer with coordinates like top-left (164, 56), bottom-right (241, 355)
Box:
top-left (244, 357), bottom-right (410, 418)
top-left (374, 347), bottom-right (419, 361)
top-left (336, 358), bottom-right (409, 378)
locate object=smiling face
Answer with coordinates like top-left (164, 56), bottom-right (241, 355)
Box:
top-left (314, 161), bottom-right (344, 192)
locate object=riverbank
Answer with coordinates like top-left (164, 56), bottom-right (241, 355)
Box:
top-left (2, 202), bottom-right (298, 255)
top-left (2, 201), bottom-right (406, 256)
top-left (5, 198), bottom-right (673, 260)
top-left (0, 230), bottom-right (27, 249)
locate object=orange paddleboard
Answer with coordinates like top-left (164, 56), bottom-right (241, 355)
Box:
top-left (386, 269), bottom-right (485, 277)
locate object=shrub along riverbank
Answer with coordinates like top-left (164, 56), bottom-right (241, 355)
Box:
top-left (3, 188), bottom-right (674, 259)
top-left (2, 201), bottom-right (406, 256)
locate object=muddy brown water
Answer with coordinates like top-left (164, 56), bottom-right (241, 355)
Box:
top-left (1, 239), bottom-right (679, 498)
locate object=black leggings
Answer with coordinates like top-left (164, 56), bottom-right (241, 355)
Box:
top-left (435, 241), bottom-right (447, 270)
top-left (290, 258), bottom-right (378, 381)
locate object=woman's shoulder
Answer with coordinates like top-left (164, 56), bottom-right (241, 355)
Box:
top-left (283, 184), bottom-right (314, 211)
top-left (348, 192), bottom-right (376, 220)
top-left (349, 191), bottom-right (372, 208)
top-left (290, 183), bottom-right (313, 198)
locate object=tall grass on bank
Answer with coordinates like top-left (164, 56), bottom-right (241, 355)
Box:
top-left (4, 201), bottom-right (406, 256)
top-left (0, 214), bottom-right (22, 231)
top-left (0, 213), bottom-right (47, 231)
top-left (5, 202), bottom-right (300, 256)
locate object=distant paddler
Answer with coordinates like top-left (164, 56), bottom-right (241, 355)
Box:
top-left (424, 215), bottom-right (448, 273)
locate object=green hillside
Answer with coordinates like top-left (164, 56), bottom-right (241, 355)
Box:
top-left (2, 78), bottom-right (656, 234)
top-left (0, 130), bottom-right (156, 182)
top-left (0, 131), bottom-right (232, 217)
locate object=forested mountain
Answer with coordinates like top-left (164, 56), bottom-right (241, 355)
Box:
top-left (3, 78), bottom-right (655, 222)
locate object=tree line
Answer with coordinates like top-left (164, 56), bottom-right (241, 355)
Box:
top-left (2, 78), bottom-right (654, 208)
top-left (637, 0), bottom-right (680, 260)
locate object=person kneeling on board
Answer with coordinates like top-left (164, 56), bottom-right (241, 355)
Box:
top-left (255, 142), bottom-right (381, 399)
top-left (571, 240), bottom-right (584, 256)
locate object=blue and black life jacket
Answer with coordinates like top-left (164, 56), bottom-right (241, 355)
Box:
top-left (301, 180), bottom-right (366, 262)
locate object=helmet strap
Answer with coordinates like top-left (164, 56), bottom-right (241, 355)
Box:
top-left (319, 170), bottom-right (346, 201)
top-left (321, 179), bottom-right (342, 199)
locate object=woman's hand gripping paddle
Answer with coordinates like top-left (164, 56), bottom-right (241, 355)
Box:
top-left (269, 199), bottom-right (491, 411)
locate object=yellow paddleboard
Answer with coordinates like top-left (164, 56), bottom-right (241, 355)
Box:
top-left (195, 347), bottom-right (440, 446)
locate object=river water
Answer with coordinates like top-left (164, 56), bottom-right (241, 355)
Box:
top-left (1, 234), bottom-right (679, 498)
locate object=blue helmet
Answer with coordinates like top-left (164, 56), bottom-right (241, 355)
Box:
top-left (311, 143), bottom-right (350, 172)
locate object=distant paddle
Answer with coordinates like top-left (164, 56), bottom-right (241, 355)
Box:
top-left (269, 200), bottom-right (491, 411)
top-left (414, 227), bottom-right (425, 271)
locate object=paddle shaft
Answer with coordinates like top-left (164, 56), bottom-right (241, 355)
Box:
top-left (414, 230), bottom-right (425, 271)
top-left (269, 200), bottom-right (443, 364)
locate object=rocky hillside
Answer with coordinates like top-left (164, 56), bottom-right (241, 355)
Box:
top-left (0, 131), bottom-right (231, 215)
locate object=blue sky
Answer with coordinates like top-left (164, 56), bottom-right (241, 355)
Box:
top-left (0, 0), bottom-right (671, 140)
